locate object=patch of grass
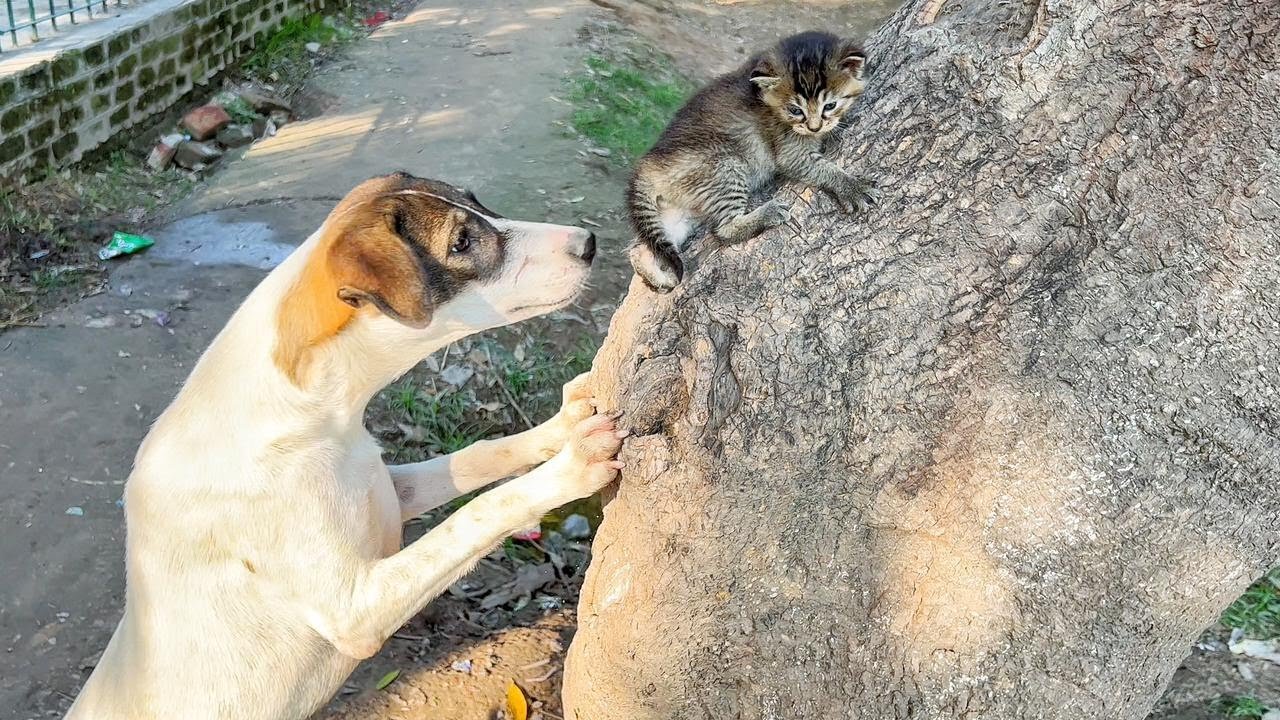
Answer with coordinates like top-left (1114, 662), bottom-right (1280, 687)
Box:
top-left (386, 381), bottom-right (493, 454)
top-left (567, 55), bottom-right (690, 162)
top-left (242, 13), bottom-right (357, 91)
top-left (1222, 567), bottom-right (1280, 640)
top-left (31, 266), bottom-right (88, 290)
top-left (222, 96), bottom-right (259, 125)
top-left (494, 337), bottom-right (599, 420)
top-left (1, 152), bottom-right (194, 329)
top-left (1212, 695), bottom-right (1271, 719)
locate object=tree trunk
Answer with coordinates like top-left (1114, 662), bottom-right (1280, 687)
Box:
top-left (562, 1), bottom-right (1280, 718)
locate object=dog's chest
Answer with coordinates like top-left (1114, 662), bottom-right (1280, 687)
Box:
top-left (339, 436), bottom-right (402, 558)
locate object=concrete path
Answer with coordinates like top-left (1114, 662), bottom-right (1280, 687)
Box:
top-left (0, 1), bottom-right (627, 715)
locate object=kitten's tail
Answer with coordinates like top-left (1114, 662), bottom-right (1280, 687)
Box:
top-left (627, 169), bottom-right (684, 293)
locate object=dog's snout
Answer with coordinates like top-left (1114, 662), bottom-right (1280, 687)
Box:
top-left (572, 230), bottom-right (597, 263)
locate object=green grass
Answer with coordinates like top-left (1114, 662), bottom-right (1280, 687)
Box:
top-left (1222, 567), bottom-right (1280, 640)
top-left (2, 151), bottom-right (195, 329)
top-left (386, 382), bottom-right (492, 454)
top-left (222, 96), bottom-right (258, 125)
top-left (495, 337), bottom-right (598, 420)
top-left (1213, 695), bottom-right (1271, 719)
top-left (568, 55), bottom-right (690, 161)
top-left (241, 13), bottom-right (356, 89)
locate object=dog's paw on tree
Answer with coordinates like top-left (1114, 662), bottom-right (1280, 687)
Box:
top-left (563, 0), bottom-right (1280, 718)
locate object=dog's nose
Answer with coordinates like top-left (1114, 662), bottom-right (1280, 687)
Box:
top-left (572, 230), bottom-right (597, 263)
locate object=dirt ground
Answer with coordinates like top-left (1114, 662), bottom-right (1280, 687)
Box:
top-left (0, 0), bottom-right (1275, 718)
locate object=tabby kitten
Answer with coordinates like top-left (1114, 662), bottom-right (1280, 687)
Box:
top-left (627, 31), bottom-right (876, 292)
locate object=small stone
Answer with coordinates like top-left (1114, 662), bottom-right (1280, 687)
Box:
top-left (181, 105), bottom-right (232, 141)
top-left (588, 147), bottom-right (611, 157)
top-left (560, 513), bottom-right (592, 540)
top-left (146, 133), bottom-right (185, 171)
top-left (305, 41), bottom-right (321, 53)
top-left (83, 317), bottom-right (116, 329)
top-left (216, 124), bottom-right (254, 148)
top-left (65, 507), bottom-right (84, 517)
top-left (238, 87), bottom-right (292, 114)
top-left (173, 140), bottom-right (224, 170)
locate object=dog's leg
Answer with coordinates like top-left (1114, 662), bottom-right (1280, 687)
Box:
top-left (387, 373), bottom-right (597, 519)
top-left (308, 412), bottom-right (624, 660)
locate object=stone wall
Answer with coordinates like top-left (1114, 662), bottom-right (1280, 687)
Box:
top-left (0, 0), bottom-right (331, 182)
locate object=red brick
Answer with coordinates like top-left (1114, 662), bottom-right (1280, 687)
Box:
top-left (181, 105), bottom-right (231, 141)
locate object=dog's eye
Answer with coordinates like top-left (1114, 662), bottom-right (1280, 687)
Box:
top-left (451, 230), bottom-right (472, 254)
top-left (823, 100), bottom-right (838, 113)
top-left (787, 105), bottom-right (804, 118)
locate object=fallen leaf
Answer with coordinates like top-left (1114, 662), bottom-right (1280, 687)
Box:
top-left (506, 681), bottom-right (528, 720)
top-left (375, 669), bottom-right (400, 690)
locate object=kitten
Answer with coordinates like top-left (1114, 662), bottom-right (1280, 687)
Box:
top-left (627, 30), bottom-right (877, 292)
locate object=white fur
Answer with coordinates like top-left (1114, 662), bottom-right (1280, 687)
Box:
top-left (660, 207), bottom-right (694, 251)
top-left (65, 213), bottom-right (612, 720)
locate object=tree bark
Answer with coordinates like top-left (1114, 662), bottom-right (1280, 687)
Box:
top-left (562, 1), bottom-right (1280, 718)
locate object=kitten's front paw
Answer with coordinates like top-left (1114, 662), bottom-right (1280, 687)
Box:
top-left (629, 242), bottom-right (684, 293)
top-left (838, 177), bottom-right (879, 213)
top-left (758, 199), bottom-right (792, 227)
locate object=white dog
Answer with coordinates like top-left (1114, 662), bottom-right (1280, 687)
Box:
top-left (65, 172), bottom-right (625, 719)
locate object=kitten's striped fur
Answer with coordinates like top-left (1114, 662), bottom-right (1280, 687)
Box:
top-left (627, 31), bottom-right (876, 292)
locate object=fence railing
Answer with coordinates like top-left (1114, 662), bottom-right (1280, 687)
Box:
top-left (1, 0), bottom-right (125, 52)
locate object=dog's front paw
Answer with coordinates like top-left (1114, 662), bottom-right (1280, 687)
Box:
top-left (837, 177), bottom-right (879, 213)
top-left (559, 372), bottom-right (596, 424)
top-left (532, 372), bottom-right (598, 460)
top-left (552, 412), bottom-right (626, 502)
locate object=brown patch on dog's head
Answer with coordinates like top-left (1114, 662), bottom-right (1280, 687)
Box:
top-left (273, 172), bottom-right (509, 385)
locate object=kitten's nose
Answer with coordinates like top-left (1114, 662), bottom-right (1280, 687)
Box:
top-left (570, 229), bottom-right (596, 263)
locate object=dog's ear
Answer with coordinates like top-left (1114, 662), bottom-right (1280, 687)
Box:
top-left (274, 187), bottom-right (434, 384)
top-left (327, 197), bottom-right (433, 329)
top-left (749, 57), bottom-right (780, 90)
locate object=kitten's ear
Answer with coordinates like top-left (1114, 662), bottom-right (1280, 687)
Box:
top-left (749, 57), bottom-right (780, 90)
top-left (839, 44), bottom-right (867, 78)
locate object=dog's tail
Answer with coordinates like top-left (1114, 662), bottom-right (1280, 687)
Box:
top-left (626, 168), bottom-right (683, 293)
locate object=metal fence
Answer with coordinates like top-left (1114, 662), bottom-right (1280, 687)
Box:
top-left (1, 0), bottom-right (126, 52)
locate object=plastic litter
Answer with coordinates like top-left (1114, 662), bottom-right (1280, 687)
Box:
top-left (98, 232), bottom-right (155, 260)
top-left (560, 513), bottom-right (591, 540)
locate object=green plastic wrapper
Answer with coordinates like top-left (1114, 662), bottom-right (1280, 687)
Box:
top-left (98, 231), bottom-right (154, 260)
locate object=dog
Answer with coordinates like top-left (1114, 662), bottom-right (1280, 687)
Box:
top-left (65, 172), bottom-right (625, 719)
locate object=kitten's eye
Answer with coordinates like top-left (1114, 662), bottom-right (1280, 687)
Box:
top-left (787, 105), bottom-right (804, 118)
top-left (451, 229), bottom-right (472, 254)
top-left (823, 100), bottom-right (838, 113)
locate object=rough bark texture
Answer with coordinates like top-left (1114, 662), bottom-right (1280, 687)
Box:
top-left (563, 1), bottom-right (1280, 718)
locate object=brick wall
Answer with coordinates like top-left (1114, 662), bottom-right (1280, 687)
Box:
top-left (0, 0), bottom-right (331, 181)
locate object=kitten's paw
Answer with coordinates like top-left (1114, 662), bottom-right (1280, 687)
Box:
top-left (758, 199), bottom-right (792, 227)
top-left (839, 177), bottom-right (879, 213)
top-left (629, 242), bottom-right (684, 293)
